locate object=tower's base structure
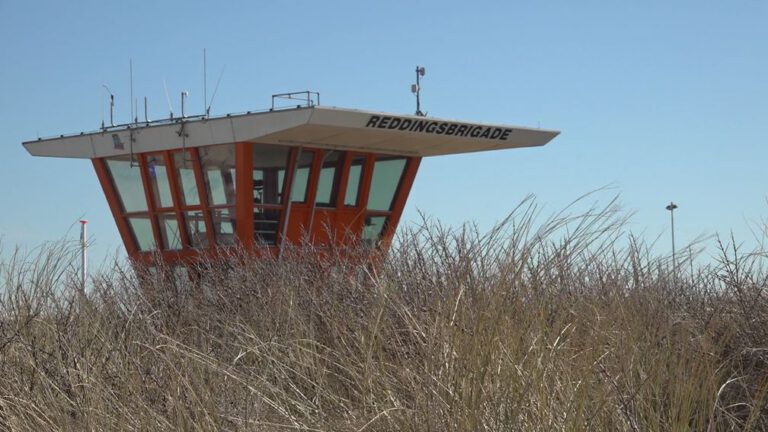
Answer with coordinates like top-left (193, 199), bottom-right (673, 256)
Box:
top-left (24, 102), bottom-right (559, 266)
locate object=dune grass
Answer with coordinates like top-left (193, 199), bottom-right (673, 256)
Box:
top-left (0, 197), bottom-right (767, 431)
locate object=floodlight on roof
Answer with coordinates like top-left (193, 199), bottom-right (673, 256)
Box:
top-left (413, 65), bottom-right (426, 116)
top-left (102, 85), bottom-right (115, 128)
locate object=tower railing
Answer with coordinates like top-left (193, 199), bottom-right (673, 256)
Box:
top-left (271, 91), bottom-right (320, 111)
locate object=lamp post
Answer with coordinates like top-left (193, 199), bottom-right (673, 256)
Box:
top-left (665, 202), bottom-right (678, 285)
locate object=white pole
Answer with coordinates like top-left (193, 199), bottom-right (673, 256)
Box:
top-left (665, 202), bottom-right (678, 287)
top-left (80, 219), bottom-right (88, 292)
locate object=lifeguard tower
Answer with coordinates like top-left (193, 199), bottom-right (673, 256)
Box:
top-left (23, 91), bottom-right (558, 265)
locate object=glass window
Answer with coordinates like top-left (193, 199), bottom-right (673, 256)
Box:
top-left (367, 157), bottom-right (407, 211)
top-left (147, 154), bottom-right (174, 208)
top-left (362, 216), bottom-right (387, 246)
top-left (253, 144), bottom-right (290, 205)
top-left (315, 151), bottom-right (342, 207)
top-left (254, 208), bottom-right (281, 245)
top-left (173, 151), bottom-right (200, 206)
top-left (290, 151), bottom-right (314, 203)
top-left (106, 156), bottom-right (147, 213)
top-left (200, 145), bottom-right (236, 206)
top-left (211, 208), bottom-right (236, 246)
top-left (344, 156), bottom-right (366, 207)
top-left (184, 211), bottom-right (208, 248)
top-left (128, 216), bottom-right (156, 251)
top-left (157, 213), bottom-right (183, 250)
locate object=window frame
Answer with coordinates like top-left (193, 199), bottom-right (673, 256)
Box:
top-left (94, 141), bottom-right (422, 261)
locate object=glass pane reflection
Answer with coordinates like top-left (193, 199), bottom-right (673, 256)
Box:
top-left (211, 208), bottom-right (236, 246)
top-left (344, 156), bottom-right (366, 207)
top-left (128, 216), bottom-right (156, 251)
top-left (291, 151), bottom-right (314, 203)
top-left (106, 156), bottom-right (147, 213)
top-left (367, 157), bottom-right (406, 211)
top-left (200, 145), bottom-right (236, 206)
top-left (362, 216), bottom-right (387, 246)
top-left (184, 211), bottom-right (208, 248)
top-left (147, 154), bottom-right (174, 208)
top-left (158, 213), bottom-right (182, 250)
top-left (173, 151), bottom-right (200, 206)
top-left (315, 151), bottom-right (341, 207)
top-left (253, 144), bottom-right (290, 205)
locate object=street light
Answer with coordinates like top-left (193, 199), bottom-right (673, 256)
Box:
top-left (665, 202), bottom-right (678, 285)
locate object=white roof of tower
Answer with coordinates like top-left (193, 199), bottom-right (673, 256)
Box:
top-left (23, 106), bottom-right (559, 159)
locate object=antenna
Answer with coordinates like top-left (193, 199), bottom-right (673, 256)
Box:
top-left (206, 65), bottom-right (225, 116)
top-left (412, 65), bottom-right (426, 116)
top-left (129, 59), bottom-right (134, 123)
top-left (181, 91), bottom-right (189, 118)
top-left (203, 48), bottom-right (208, 116)
top-left (163, 78), bottom-right (173, 119)
top-left (144, 96), bottom-right (150, 122)
top-left (102, 85), bottom-right (115, 127)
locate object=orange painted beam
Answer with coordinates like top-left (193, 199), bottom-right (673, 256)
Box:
top-left (235, 142), bottom-right (254, 249)
top-left (92, 158), bottom-right (139, 257)
top-left (164, 150), bottom-right (192, 249)
top-left (379, 156), bottom-right (421, 250)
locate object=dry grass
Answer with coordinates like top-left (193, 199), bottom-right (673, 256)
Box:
top-left (1, 196), bottom-right (767, 431)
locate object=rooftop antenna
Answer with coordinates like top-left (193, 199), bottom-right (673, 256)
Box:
top-left (181, 91), bottom-right (189, 118)
top-left (179, 91), bottom-right (191, 159)
top-left (206, 65), bottom-right (226, 116)
top-left (203, 48), bottom-right (208, 116)
top-left (144, 96), bottom-right (150, 123)
top-left (163, 78), bottom-right (174, 119)
top-left (129, 59), bottom-right (134, 123)
top-left (102, 85), bottom-right (115, 128)
top-left (411, 65), bottom-right (426, 116)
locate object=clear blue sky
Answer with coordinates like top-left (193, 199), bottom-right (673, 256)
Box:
top-left (1, 0), bottom-right (767, 264)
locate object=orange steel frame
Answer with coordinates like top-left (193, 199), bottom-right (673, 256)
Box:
top-left (93, 142), bottom-right (421, 266)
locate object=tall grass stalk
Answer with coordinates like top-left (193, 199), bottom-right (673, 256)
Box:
top-left (0, 197), bottom-right (766, 431)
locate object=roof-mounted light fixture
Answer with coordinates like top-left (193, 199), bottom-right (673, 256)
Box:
top-left (411, 66), bottom-right (426, 116)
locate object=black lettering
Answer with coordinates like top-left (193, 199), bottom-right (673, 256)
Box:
top-left (366, 116), bottom-right (380, 128)
top-left (369, 116), bottom-right (509, 141)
